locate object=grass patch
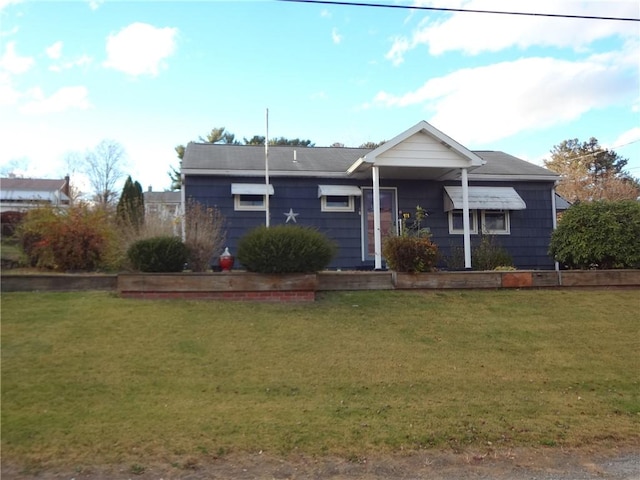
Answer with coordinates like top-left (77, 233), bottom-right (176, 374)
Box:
top-left (2, 289), bottom-right (638, 468)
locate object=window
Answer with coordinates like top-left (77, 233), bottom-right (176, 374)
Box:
top-left (322, 195), bottom-right (354, 212)
top-left (235, 194), bottom-right (267, 211)
top-left (482, 210), bottom-right (510, 234)
top-left (231, 183), bottom-right (274, 211)
top-left (318, 185), bottom-right (360, 212)
top-left (449, 210), bottom-right (478, 234)
top-left (448, 209), bottom-right (510, 234)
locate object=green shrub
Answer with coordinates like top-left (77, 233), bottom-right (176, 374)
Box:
top-left (15, 207), bottom-right (58, 268)
top-left (237, 225), bottom-right (337, 273)
top-left (127, 236), bottom-right (188, 272)
top-left (549, 200), bottom-right (640, 269)
top-left (1, 211), bottom-right (25, 238)
top-left (472, 235), bottom-right (513, 271)
top-left (382, 235), bottom-right (439, 272)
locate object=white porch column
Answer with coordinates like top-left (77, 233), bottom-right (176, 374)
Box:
top-left (372, 165), bottom-right (383, 270)
top-left (461, 167), bottom-right (472, 269)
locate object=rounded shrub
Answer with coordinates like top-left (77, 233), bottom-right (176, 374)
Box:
top-left (382, 235), bottom-right (439, 273)
top-left (237, 225), bottom-right (337, 273)
top-left (127, 236), bottom-right (188, 272)
top-left (549, 200), bottom-right (640, 269)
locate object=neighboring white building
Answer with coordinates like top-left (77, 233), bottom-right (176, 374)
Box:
top-left (0, 177), bottom-right (71, 213)
top-left (143, 187), bottom-right (181, 219)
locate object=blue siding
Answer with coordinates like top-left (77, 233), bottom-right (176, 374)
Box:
top-left (185, 176), bottom-right (557, 270)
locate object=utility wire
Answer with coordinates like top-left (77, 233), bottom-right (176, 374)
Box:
top-left (278, 0), bottom-right (640, 22)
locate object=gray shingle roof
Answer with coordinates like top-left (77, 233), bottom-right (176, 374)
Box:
top-left (472, 151), bottom-right (558, 178)
top-left (0, 177), bottom-right (71, 203)
top-left (182, 144), bottom-right (557, 180)
top-left (183, 143), bottom-right (371, 173)
top-left (1, 177), bottom-right (68, 191)
top-left (143, 191), bottom-right (181, 204)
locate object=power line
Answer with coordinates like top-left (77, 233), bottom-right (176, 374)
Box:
top-left (278, 0), bottom-right (640, 22)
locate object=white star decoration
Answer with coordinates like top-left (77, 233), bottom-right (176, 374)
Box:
top-left (284, 208), bottom-right (299, 223)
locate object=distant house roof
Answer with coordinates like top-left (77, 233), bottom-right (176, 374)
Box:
top-left (182, 144), bottom-right (558, 181)
top-left (0, 177), bottom-right (70, 211)
top-left (555, 193), bottom-right (572, 210)
top-left (143, 191), bottom-right (181, 205)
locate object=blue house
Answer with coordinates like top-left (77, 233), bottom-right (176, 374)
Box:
top-left (182, 121), bottom-right (561, 270)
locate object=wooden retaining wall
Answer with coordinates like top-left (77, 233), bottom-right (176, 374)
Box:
top-left (118, 272), bottom-right (318, 302)
top-left (0, 274), bottom-right (117, 292)
top-left (2, 270), bottom-right (639, 301)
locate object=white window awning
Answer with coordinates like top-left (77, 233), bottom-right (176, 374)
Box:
top-left (231, 183), bottom-right (274, 195)
top-left (443, 186), bottom-right (526, 211)
top-left (317, 185), bottom-right (362, 198)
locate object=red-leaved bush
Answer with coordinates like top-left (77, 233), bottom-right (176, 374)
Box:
top-left (16, 205), bottom-right (114, 271)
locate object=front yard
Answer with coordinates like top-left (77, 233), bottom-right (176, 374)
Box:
top-left (1, 289), bottom-right (638, 474)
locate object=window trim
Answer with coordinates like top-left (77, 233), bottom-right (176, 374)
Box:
top-left (321, 195), bottom-right (355, 212)
top-left (448, 209), bottom-right (511, 235)
top-left (318, 185), bottom-right (360, 213)
top-left (234, 194), bottom-right (268, 211)
top-left (481, 209), bottom-right (511, 235)
top-left (448, 209), bottom-right (478, 235)
top-left (231, 183), bottom-right (274, 212)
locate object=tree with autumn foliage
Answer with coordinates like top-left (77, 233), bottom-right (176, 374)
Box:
top-left (544, 138), bottom-right (639, 203)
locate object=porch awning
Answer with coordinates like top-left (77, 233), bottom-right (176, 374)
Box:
top-left (231, 183), bottom-right (274, 195)
top-left (443, 186), bottom-right (526, 211)
top-left (317, 185), bottom-right (362, 198)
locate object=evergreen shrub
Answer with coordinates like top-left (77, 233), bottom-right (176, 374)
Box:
top-left (127, 236), bottom-right (188, 272)
top-left (237, 225), bottom-right (337, 273)
top-left (549, 200), bottom-right (640, 269)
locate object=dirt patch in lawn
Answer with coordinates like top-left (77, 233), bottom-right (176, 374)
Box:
top-left (3, 446), bottom-right (638, 480)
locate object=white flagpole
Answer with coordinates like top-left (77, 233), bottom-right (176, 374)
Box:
top-left (265, 108), bottom-right (270, 227)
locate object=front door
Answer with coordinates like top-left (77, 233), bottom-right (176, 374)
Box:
top-left (362, 188), bottom-right (398, 261)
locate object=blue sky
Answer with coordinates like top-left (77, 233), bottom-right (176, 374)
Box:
top-left (1, 0), bottom-right (639, 193)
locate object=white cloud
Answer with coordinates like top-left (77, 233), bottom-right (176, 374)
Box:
top-left (49, 54), bottom-right (93, 73)
top-left (20, 86), bottom-right (91, 115)
top-left (0, 78), bottom-right (21, 106)
top-left (87, 0), bottom-right (104, 10)
top-left (612, 127), bottom-right (640, 150)
top-left (368, 50), bottom-right (638, 144)
top-left (0, 41), bottom-right (34, 74)
top-left (46, 41), bottom-right (63, 60)
top-left (0, 0), bottom-right (22, 11)
top-left (103, 22), bottom-right (178, 77)
top-left (386, 0), bottom-right (639, 63)
top-left (331, 27), bottom-right (342, 45)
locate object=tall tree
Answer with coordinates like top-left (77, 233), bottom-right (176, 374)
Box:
top-left (544, 137), bottom-right (639, 203)
top-left (243, 135), bottom-right (265, 145)
top-left (359, 140), bottom-right (386, 149)
top-left (170, 127), bottom-right (238, 190)
top-left (117, 175), bottom-right (145, 231)
top-left (85, 139), bottom-right (127, 206)
top-left (270, 137), bottom-right (314, 147)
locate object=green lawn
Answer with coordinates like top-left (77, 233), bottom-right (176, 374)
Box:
top-left (1, 289), bottom-right (638, 469)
